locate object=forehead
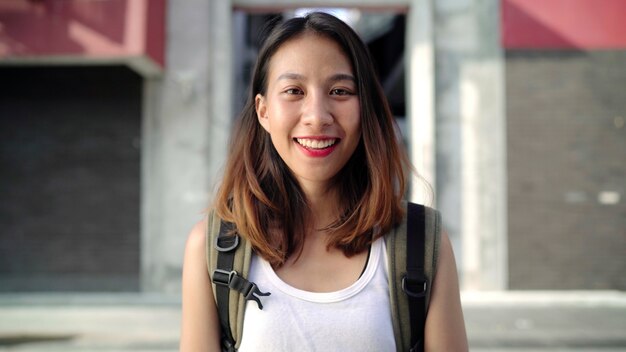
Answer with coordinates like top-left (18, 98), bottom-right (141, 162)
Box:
top-left (266, 33), bottom-right (353, 79)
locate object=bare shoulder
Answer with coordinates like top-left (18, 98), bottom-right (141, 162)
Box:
top-left (424, 230), bottom-right (468, 351)
top-left (436, 230), bottom-right (454, 273)
top-left (180, 216), bottom-right (221, 351)
top-left (185, 218), bottom-right (208, 257)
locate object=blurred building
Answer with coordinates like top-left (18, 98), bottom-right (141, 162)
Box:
top-left (0, 0), bottom-right (624, 293)
top-left (503, 0), bottom-right (626, 289)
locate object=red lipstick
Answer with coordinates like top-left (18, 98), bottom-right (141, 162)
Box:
top-left (293, 137), bottom-right (339, 158)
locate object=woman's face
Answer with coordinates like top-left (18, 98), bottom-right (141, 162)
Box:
top-left (255, 33), bottom-right (361, 191)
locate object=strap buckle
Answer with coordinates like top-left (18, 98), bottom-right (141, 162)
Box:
top-left (212, 269), bottom-right (271, 310)
top-left (213, 269), bottom-right (237, 287)
top-left (402, 275), bottom-right (427, 298)
top-left (214, 234), bottom-right (239, 252)
top-left (239, 280), bottom-right (271, 310)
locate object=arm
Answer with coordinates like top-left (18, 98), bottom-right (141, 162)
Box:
top-left (424, 231), bottom-right (468, 351)
top-left (180, 220), bottom-right (221, 352)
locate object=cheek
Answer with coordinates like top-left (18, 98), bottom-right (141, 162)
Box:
top-left (270, 107), bottom-right (299, 132)
top-left (347, 106), bottom-right (362, 136)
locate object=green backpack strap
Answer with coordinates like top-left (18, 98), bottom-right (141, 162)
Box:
top-left (206, 210), bottom-right (266, 351)
top-left (386, 201), bottom-right (441, 352)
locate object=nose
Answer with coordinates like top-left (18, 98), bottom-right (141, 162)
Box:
top-left (302, 91), bottom-right (333, 127)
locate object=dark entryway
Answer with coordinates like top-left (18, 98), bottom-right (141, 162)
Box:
top-left (0, 65), bottom-right (141, 291)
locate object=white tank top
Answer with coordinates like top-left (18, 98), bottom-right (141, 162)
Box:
top-left (238, 237), bottom-right (396, 352)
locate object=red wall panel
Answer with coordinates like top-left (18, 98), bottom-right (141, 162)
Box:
top-left (0, 0), bottom-right (165, 69)
top-left (502, 0), bottom-right (626, 49)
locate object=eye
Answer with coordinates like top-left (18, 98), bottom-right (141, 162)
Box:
top-left (284, 88), bottom-right (304, 95)
top-left (330, 88), bottom-right (353, 96)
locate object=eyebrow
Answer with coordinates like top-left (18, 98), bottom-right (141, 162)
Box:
top-left (329, 73), bottom-right (356, 83)
top-left (277, 72), bottom-right (304, 81)
top-left (276, 72), bottom-right (356, 83)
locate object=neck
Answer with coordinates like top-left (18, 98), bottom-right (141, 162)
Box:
top-left (300, 181), bottom-right (340, 231)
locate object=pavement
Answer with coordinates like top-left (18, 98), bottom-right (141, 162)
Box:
top-left (462, 291), bottom-right (626, 352)
top-left (0, 291), bottom-right (624, 352)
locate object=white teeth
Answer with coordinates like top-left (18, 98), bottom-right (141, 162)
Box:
top-left (296, 138), bottom-right (337, 149)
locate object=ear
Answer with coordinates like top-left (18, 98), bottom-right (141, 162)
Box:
top-left (255, 94), bottom-right (270, 132)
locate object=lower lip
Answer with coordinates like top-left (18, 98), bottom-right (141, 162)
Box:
top-left (295, 141), bottom-right (338, 157)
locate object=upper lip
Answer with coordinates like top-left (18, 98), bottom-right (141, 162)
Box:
top-left (293, 136), bottom-right (339, 140)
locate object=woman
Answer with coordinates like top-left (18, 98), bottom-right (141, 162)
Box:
top-left (181, 12), bottom-right (467, 351)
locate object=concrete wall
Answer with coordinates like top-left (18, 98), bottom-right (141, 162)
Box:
top-left (141, 0), bottom-right (232, 292)
top-left (434, 0), bottom-right (507, 290)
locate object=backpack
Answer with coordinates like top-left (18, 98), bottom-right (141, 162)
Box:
top-left (206, 201), bottom-right (441, 352)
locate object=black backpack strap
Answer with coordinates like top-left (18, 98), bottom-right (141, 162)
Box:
top-left (404, 202), bottom-right (427, 352)
top-left (212, 221), bottom-right (270, 352)
top-left (213, 221), bottom-right (238, 351)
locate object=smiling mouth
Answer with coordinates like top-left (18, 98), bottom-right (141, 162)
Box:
top-left (294, 138), bottom-right (339, 149)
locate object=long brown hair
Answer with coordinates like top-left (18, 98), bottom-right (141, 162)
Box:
top-left (214, 12), bottom-right (409, 267)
